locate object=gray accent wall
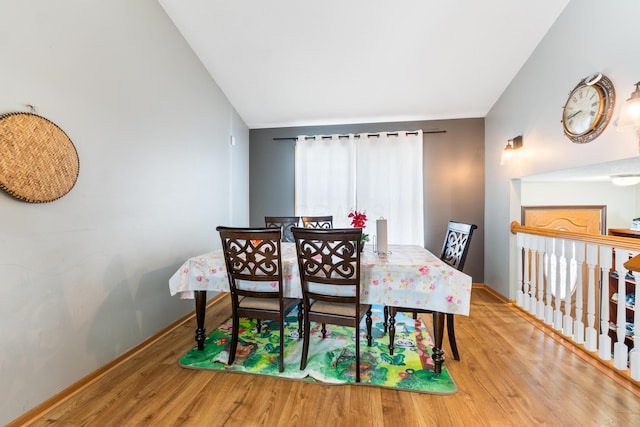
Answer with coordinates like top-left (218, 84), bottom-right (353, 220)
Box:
top-left (250, 118), bottom-right (485, 283)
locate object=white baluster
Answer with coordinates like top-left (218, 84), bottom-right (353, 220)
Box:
top-left (584, 243), bottom-right (598, 351)
top-left (631, 269), bottom-right (640, 380)
top-left (544, 237), bottom-right (555, 325)
top-left (529, 235), bottom-right (540, 317)
top-left (562, 239), bottom-right (574, 336)
top-left (516, 232), bottom-right (524, 308)
top-left (614, 249), bottom-right (629, 370)
top-left (554, 239), bottom-right (565, 331)
top-left (573, 241), bottom-right (585, 344)
top-left (523, 233), bottom-right (532, 312)
top-left (599, 246), bottom-right (612, 361)
top-left (536, 236), bottom-right (546, 320)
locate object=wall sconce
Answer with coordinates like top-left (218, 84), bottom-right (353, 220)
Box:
top-left (500, 135), bottom-right (523, 165)
top-left (610, 174), bottom-right (640, 186)
top-left (617, 82), bottom-right (640, 149)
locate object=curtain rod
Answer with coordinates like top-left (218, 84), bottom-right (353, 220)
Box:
top-left (272, 130), bottom-right (446, 141)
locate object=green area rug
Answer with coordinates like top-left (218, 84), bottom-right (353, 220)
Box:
top-left (179, 305), bottom-right (456, 394)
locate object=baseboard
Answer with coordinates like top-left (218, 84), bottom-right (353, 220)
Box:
top-left (472, 283), bottom-right (509, 303)
top-left (7, 293), bottom-right (226, 427)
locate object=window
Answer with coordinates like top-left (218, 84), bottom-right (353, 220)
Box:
top-left (294, 131), bottom-right (424, 245)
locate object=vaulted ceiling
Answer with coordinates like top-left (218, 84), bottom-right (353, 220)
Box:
top-left (158, 1), bottom-right (569, 129)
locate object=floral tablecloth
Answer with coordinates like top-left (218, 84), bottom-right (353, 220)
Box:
top-left (169, 243), bottom-right (472, 316)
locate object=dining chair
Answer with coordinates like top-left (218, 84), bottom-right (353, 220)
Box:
top-left (387, 221), bottom-right (477, 360)
top-left (264, 216), bottom-right (300, 242)
top-left (291, 226), bottom-right (372, 382)
top-left (301, 215), bottom-right (333, 229)
top-left (216, 226), bottom-right (302, 372)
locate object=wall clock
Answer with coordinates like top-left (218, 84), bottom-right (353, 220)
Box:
top-left (561, 73), bottom-right (615, 144)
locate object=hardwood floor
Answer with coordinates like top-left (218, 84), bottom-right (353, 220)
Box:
top-left (12, 289), bottom-right (640, 426)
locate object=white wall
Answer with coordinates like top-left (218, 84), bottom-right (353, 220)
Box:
top-left (0, 1), bottom-right (249, 424)
top-left (485, 0), bottom-right (640, 299)
top-left (521, 181), bottom-right (637, 229)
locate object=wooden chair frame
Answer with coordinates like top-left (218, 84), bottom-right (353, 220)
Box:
top-left (264, 216), bottom-right (300, 242)
top-left (292, 226), bottom-right (372, 382)
top-left (388, 221), bottom-right (477, 360)
top-left (301, 215), bottom-right (333, 229)
top-left (217, 226), bottom-right (302, 372)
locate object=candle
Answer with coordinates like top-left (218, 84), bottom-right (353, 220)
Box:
top-left (376, 218), bottom-right (388, 254)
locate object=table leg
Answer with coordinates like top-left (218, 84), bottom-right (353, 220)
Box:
top-left (383, 306), bottom-right (388, 333)
top-left (195, 290), bottom-right (207, 351)
top-left (389, 309), bottom-right (396, 355)
top-left (432, 311), bottom-right (445, 374)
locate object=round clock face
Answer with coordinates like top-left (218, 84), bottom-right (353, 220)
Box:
top-left (562, 74), bottom-right (615, 144)
top-left (562, 85), bottom-right (603, 136)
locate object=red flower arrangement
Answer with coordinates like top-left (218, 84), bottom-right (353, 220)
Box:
top-left (348, 210), bottom-right (367, 228)
top-left (348, 210), bottom-right (370, 242)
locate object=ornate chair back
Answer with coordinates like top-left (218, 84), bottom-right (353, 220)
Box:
top-left (440, 221), bottom-right (478, 271)
top-left (301, 215), bottom-right (333, 229)
top-left (265, 216), bottom-right (300, 242)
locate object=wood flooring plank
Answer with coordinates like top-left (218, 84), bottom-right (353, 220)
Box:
top-left (15, 290), bottom-right (640, 427)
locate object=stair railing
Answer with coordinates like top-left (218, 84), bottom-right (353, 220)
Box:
top-left (510, 221), bottom-right (639, 381)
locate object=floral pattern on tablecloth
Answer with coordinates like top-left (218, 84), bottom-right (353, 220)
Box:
top-left (169, 243), bottom-right (471, 316)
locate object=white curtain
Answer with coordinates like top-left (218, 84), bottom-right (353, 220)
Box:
top-left (294, 135), bottom-right (356, 228)
top-left (294, 131), bottom-right (424, 245)
top-left (356, 131), bottom-right (424, 245)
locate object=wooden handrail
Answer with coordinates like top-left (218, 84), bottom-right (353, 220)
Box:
top-left (510, 221), bottom-right (640, 251)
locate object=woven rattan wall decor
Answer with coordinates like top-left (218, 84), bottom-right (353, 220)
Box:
top-left (0, 112), bottom-right (79, 203)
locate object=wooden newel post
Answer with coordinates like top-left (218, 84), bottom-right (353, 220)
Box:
top-left (624, 253), bottom-right (640, 381)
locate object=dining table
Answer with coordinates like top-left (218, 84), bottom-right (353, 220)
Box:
top-left (169, 243), bottom-right (472, 373)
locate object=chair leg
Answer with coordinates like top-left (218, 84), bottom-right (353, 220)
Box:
top-left (256, 319), bottom-right (262, 333)
top-left (355, 324), bottom-right (361, 383)
top-left (297, 301), bottom-right (303, 339)
top-left (431, 312), bottom-right (460, 361)
top-left (300, 303), bottom-right (311, 370)
top-left (229, 314), bottom-right (239, 366)
top-left (447, 313), bottom-right (460, 361)
top-left (278, 314), bottom-right (285, 372)
top-left (321, 323), bottom-right (327, 338)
